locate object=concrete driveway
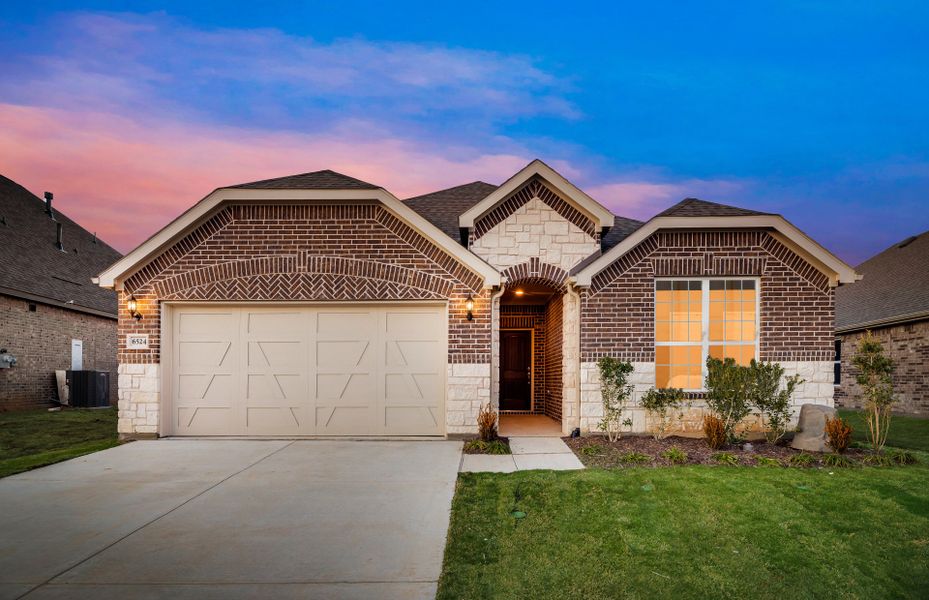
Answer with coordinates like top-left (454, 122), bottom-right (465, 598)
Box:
top-left (0, 440), bottom-right (462, 599)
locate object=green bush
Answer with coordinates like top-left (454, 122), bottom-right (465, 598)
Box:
top-left (620, 451), bottom-right (651, 465)
top-left (754, 456), bottom-right (782, 467)
top-left (704, 357), bottom-right (752, 443)
top-left (787, 452), bottom-right (816, 467)
top-left (712, 452), bottom-right (739, 466)
top-left (596, 358), bottom-right (635, 442)
top-left (580, 444), bottom-right (604, 456)
top-left (661, 446), bottom-right (689, 464)
top-left (464, 439), bottom-right (510, 455)
top-left (639, 387), bottom-right (687, 440)
top-left (861, 453), bottom-right (894, 467)
top-left (885, 448), bottom-right (918, 465)
top-left (747, 360), bottom-right (802, 444)
top-left (822, 453), bottom-right (854, 468)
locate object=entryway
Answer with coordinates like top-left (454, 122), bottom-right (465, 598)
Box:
top-left (499, 414), bottom-right (562, 437)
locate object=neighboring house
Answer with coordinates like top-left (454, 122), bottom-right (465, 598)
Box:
top-left (0, 175), bottom-right (122, 410)
top-left (95, 160), bottom-right (857, 439)
top-left (835, 231), bottom-right (929, 416)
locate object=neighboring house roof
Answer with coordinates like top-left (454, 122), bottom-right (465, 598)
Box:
top-left (836, 230), bottom-right (929, 332)
top-left (403, 182), bottom-right (497, 241)
top-left (0, 174), bottom-right (122, 317)
top-left (657, 198), bottom-right (772, 218)
top-left (601, 215), bottom-right (646, 252)
top-left (230, 169), bottom-right (379, 190)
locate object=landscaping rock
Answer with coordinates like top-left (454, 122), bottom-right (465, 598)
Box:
top-left (790, 404), bottom-right (837, 452)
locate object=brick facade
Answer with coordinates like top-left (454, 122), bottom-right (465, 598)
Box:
top-left (543, 296), bottom-right (564, 421)
top-left (0, 293), bottom-right (117, 410)
top-left (835, 320), bottom-right (929, 416)
top-left (581, 230), bottom-right (834, 363)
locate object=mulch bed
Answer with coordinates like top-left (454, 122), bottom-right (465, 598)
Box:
top-left (564, 434), bottom-right (866, 468)
top-left (462, 436), bottom-right (512, 455)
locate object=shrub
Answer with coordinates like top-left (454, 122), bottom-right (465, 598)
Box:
top-left (861, 453), bottom-right (894, 467)
top-left (477, 402), bottom-right (498, 442)
top-left (746, 360), bottom-right (802, 444)
top-left (822, 453), bottom-right (854, 468)
top-left (620, 451), bottom-right (651, 465)
top-left (712, 452), bottom-right (739, 466)
top-left (640, 387), bottom-right (688, 440)
top-left (703, 415), bottom-right (727, 450)
top-left (704, 357), bottom-right (752, 443)
top-left (580, 444), bottom-right (604, 456)
top-left (661, 446), bottom-right (689, 464)
top-left (787, 452), bottom-right (816, 467)
top-left (755, 456), bottom-right (782, 467)
top-left (597, 358), bottom-right (635, 442)
top-left (824, 416), bottom-right (853, 454)
top-left (464, 439), bottom-right (511, 455)
top-left (852, 331), bottom-right (896, 452)
top-left (886, 448), bottom-right (918, 465)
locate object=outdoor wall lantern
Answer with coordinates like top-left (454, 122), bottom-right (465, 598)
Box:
top-left (465, 293), bottom-right (474, 321)
top-left (127, 295), bottom-right (142, 321)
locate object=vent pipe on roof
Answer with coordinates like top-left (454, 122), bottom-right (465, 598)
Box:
top-left (55, 222), bottom-right (64, 251)
top-left (44, 192), bottom-right (55, 219)
top-left (92, 232), bottom-right (97, 244)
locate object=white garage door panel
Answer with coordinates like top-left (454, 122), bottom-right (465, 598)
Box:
top-left (169, 305), bottom-right (445, 436)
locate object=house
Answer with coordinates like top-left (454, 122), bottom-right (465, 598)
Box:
top-left (95, 160), bottom-right (857, 439)
top-left (0, 175), bottom-right (122, 410)
top-left (835, 230), bottom-right (929, 416)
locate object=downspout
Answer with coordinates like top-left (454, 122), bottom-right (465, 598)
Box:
top-left (489, 282), bottom-right (507, 423)
top-left (566, 278), bottom-right (582, 434)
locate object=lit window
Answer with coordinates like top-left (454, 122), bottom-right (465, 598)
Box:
top-left (655, 279), bottom-right (759, 390)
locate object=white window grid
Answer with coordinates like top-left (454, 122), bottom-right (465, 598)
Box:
top-left (654, 277), bottom-right (761, 392)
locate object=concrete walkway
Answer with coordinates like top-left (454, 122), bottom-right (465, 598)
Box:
top-left (459, 436), bottom-right (584, 473)
top-left (0, 439), bottom-right (462, 600)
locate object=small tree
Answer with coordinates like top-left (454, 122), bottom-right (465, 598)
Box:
top-left (746, 360), bottom-right (803, 444)
top-left (852, 331), bottom-right (895, 452)
top-left (597, 357), bottom-right (634, 442)
top-left (704, 357), bottom-right (752, 443)
top-left (640, 387), bottom-right (687, 440)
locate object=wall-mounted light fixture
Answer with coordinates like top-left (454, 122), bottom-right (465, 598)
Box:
top-left (465, 293), bottom-right (474, 321)
top-left (514, 289), bottom-right (525, 296)
top-left (127, 295), bottom-right (142, 321)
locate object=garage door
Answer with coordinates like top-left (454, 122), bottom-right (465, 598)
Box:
top-left (167, 305), bottom-right (446, 436)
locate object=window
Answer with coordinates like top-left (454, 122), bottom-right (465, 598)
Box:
top-left (655, 279), bottom-right (758, 390)
top-left (834, 339), bottom-right (841, 385)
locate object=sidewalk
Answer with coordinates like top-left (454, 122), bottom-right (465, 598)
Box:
top-left (459, 436), bottom-right (584, 473)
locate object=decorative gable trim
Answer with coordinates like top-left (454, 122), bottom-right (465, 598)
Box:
top-left (473, 176), bottom-right (598, 240)
top-left (458, 159), bottom-right (615, 230)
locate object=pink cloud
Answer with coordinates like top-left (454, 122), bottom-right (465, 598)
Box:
top-left (587, 178), bottom-right (746, 221)
top-left (0, 103), bottom-right (534, 252)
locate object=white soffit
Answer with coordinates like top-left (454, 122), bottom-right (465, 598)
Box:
top-left (572, 214), bottom-right (859, 287)
top-left (95, 187), bottom-right (501, 289)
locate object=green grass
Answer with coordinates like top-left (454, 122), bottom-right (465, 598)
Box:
top-left (838, 409), bottom-right (929, 452)
top-left (0, 408), bottom-right (119, 478)
top-left (438, 465), bottom-right (929, 599)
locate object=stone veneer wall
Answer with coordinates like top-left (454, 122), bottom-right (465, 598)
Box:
top-left (446, 363), bottom-right (491, 435)
top-left (579, 361), bottom-right (834, 435)
top-left (114, 203), bottom-right (491, 437)
top-left (836, 320), bottom-right (929, 416)
top-left (470, 197), bottom-right (599, 273)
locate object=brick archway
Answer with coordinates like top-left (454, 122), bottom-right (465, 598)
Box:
top-left (500, 258), bottom-right (568, 292)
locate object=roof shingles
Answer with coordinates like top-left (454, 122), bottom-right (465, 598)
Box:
top-left (0, 175), bottom-right (122, 316)
top-left (230, 169), bottom-right (379, 190)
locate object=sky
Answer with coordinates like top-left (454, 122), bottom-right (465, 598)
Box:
top-left (1, 1), bottom-right (928, 264)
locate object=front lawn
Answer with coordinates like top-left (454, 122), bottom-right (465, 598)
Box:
top-left (439, 464), bottom-right (929, 599)
top-left (0, 407), bottom-right (119, 478)
top-left (838, 409), bottom-right (929, 452)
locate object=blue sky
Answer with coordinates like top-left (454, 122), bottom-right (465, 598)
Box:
top-left (1, 1), bottom-right (927, 262)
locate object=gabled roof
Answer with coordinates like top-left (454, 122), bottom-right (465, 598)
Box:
top-left (230, 169), bottom-right (379, 190)
top-left (403, 182), bottom-right (497, 241)
top-left (601, 215), bottom-right (646, 252)
top-left (657, 198), bottom-right (772, 218)
top-left (95, 176), bottom-right (501, 290)
top-left (0, 174), bottom-right (121, 317)
top-left (458, 159), bottom-right (616, 230)
top-left (836, 230), bottom-right (929, 332)
top-left (572, 203), bottom-right (859, 287)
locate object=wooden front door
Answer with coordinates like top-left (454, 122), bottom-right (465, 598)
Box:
top-left (500, 330), bottom-right (532, 411)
